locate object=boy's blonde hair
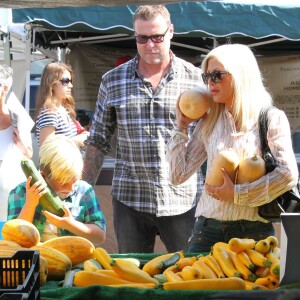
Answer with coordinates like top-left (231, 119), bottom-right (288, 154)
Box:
top-left (39, 135), bottom-right (83, 185)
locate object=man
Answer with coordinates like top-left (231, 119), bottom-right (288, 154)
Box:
top-left (83, 5), bottom-right (204, 253)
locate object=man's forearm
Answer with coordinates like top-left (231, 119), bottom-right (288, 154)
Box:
top-left (83, 144), bottom-right (105, 186)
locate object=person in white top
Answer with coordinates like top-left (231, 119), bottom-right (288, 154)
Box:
top-left (167, 44), bottom-right (298, 252)
top-left (0, 64), bottom-right (33, 221)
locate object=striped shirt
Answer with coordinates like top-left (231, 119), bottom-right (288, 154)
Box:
top-left (167, 107), bottom-right (299, 222)
top-left (86, 54), bottom-right (204, 217)
top-left (7, 180), bottom-right (106, 236)
top-left (35, 106), bottom-right (77, 143)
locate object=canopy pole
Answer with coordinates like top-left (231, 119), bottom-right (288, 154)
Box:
top-left (3, 31), bottom-right (11, 66)
top-left (58, 47), bottom-right (67, 63)
top-left (24, 24), bottom-right (31, 112)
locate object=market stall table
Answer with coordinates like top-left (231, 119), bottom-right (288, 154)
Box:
top-left (40, 280), bottom-right (300, 300)
top-left (39, 253), bottom-right (300, 300)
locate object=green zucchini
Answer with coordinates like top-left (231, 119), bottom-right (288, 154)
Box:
top-left (21, 158), bottom-right (65, 217)
top-left (154, 274), bottom-right (168, 283)
top-left (157, 251), bottom-right (183, 271)
top-left (63, 269), bottom-right (81, 287)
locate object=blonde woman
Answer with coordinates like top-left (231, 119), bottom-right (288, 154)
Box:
top-left (8, 135), bottom-right (106, 246)
top-left (167, 44), bottom-right (298, 252)
top-left (35, 62), bottom-right (89, 148)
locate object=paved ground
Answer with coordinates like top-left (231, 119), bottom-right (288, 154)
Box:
top-left (95, 185), bottom-right (281, 254)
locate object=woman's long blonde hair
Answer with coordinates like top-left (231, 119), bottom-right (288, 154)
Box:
top-left (200, 44), bottom-right (272, 141)
top-left (35, 62), bottom-right (76, 120)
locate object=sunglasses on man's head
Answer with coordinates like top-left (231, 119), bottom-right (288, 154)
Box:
top-left (60, 77), bottom-right (72, 86)
top-left (202, 71), bottom-right (229, 85)
top-left (134, 27), bottom-right (169, 44)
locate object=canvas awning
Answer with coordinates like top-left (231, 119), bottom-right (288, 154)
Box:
top-left (11, 1), bottom-right (300, 56)
top-left (1, 0), bottom-right (184, 9)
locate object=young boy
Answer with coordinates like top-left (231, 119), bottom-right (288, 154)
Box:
top-left (7, 135), bottom-right (106, 246)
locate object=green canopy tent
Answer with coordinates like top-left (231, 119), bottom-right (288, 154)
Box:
top-left (6, 1), bottom-right (300, 174)
top-left (8, 1), bottom-right (300, 115)
top-left (11, 1), bottom-right (300, 56)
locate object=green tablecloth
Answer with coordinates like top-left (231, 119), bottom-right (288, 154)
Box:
top-left (40, 282), bottom-right (300, 300)
top-left (41, 280), bottom-right (216, 300)
top-left (39, 253), bottom-right (300, 300)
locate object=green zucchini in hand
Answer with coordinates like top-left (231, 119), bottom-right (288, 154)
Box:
top-left (21, 158), bottom-right (65, 217)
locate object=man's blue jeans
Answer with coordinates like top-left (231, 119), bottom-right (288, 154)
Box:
top-left (188, 216), bottom-right (274, 253)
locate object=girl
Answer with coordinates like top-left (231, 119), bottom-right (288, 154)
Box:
top-left (35, 62), bottom-right (89, 148)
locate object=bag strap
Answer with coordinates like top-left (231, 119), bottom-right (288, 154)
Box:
top-left (259, 106), bottom-right (278, 173)
top-left (258, 106), bottom-right (274, 156)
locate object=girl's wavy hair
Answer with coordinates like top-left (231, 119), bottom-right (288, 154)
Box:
top-left (34, 62), bottom-right (76, 121)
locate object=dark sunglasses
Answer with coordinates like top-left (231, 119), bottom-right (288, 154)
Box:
top-left (135, 27), bottom-right (169, 44)
top-left (202, 71), bottom-right (229, 85)
top-left (60, 77), bottom-right (72, 86)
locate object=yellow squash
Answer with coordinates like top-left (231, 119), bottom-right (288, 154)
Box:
top-left (110, 259), bottom-right (159, 284)
top-left (142, 252), bottom-right (183, 276)
top-left (42, 236), bottom-right (95, 266)
top-left (245, 249), bottom-right (272, 268)
top-left (181, 266), bottom-right (203, 281)
top-left (73, 270), bottom-right (132, 287)
top-left (237, 154), bottom-right (266, 184)
top-left (93, 247), bottom-right (113, 270)
top-left (31, 245), bottom-right (72, 280)
top-left (163, 277), bottom-right (246, 291)
top-left (228, 238), bottom-right (256, 253)
top-left (2, 219), bottom-right (40, 248)
top-left (206, 149), bottom-right (239, 187)
top-left (192, 258), bottom-right (217, 279)
top-left (212, 246), bottom-right (241, 278)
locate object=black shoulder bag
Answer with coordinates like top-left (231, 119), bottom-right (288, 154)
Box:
top-left (258, 106), bottom-right (300, 222)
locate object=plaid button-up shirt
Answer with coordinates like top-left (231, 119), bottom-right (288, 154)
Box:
top-left (86, 54), bottom-right (204, 216)
top-left (7, 180), bottom-right (106, 236)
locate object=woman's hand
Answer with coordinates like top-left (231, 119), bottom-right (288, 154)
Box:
top-left (205, 168), bottom-right (235, 201)
top-left (176, 95), bottom-right (196, 132)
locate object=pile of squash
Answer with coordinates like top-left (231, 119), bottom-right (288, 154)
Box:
top-left (206, 149), bottom-right (266, 186)
top-left (1, 218), bottom-right (281, 291)
top-left (0, 219), bottom-right (95, 286)
top-left (71, 236), bottom-right (280, 291)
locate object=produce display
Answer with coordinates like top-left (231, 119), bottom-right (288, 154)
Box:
top-left (0, 219), bottom-right (283, 292)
